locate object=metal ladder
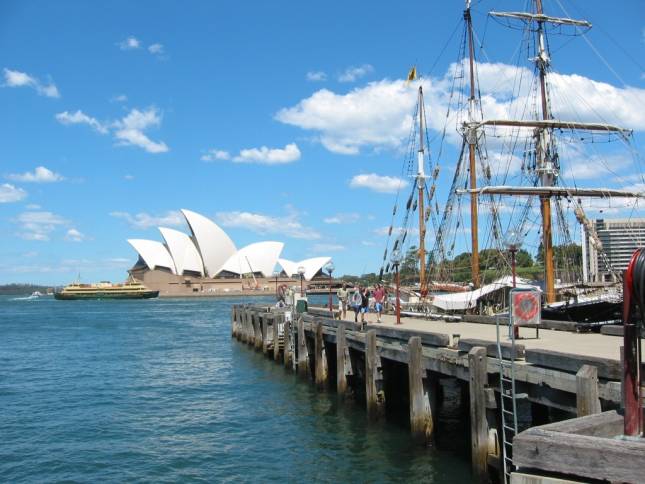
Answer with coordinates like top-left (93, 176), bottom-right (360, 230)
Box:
top-left (496, 315), bottom-right (520, 484)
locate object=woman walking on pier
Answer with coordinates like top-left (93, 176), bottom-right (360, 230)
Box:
top-left (350, 286), bottom-right (362, 323)
top-left (360, 286), bottom-right (370, 326)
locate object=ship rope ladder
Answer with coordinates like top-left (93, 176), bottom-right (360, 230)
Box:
top-left (496, 314), bottom-right (521, 484)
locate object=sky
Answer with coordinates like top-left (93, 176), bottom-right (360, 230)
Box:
top-left (0, 0), bottom-right (643, 285)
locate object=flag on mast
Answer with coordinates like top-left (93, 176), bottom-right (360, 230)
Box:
top-left (406, 66), bottom-right (417, 84)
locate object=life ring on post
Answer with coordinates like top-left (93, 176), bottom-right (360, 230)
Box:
top-left (513, 292), bottom-right (539, 323)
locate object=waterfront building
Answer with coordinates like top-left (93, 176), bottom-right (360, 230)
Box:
top-left (127, 209), bottom-right (331, 296)
top-left (582, 217), bottom-right (645, 282)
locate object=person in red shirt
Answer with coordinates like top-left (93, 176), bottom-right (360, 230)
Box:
top-left (373, 284), bottom-right (385, 323)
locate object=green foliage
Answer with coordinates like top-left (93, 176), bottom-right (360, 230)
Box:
top-left (0, 283), bottom-right (51, 295)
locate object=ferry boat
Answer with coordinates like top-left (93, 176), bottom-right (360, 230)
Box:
top-left (54, 279), bottom-right (159, 300)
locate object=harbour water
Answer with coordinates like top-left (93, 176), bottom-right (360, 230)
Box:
top-left (0, 295), bottom-right (471, 482)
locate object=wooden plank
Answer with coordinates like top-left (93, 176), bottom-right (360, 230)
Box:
top-left (297, 317), bottom-right (309, 378)
top-left (337, 324), bottom-right (349, 396)
top-left (458, 337), bottom-right (525, 360)
top-left (601, 324), bottom-right (645, 338)
top-left (408, 336), bottom-right (434, 444)
top-left (576, 365), bottom-right (601, 417)
top-left (468, 346), bottom-right (488, 483)
top-left (525, 348), bottom-right (624, 380)
top-left (365, 330), bottom-right (385, 421)
top-left (364, 325), bottom-right (450, 347)
top-left (510, 472), bottom-right (588, 484)
top-left (307, 306), bottom-right (341, 319)
top-left (513, 426), bottom-right (645, 483)
top-left (315, 322), bottom-right (328, 389)
top-left (535, 410), bottom-right (623, 437)
top-left (302, 314), bottom-right (363, 332)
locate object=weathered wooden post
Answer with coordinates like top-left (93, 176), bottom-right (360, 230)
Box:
top-left (297, 317), bottom-right (309, 378)
top-left (242, 309), bottom-right (251, 344)
top-left (254, 312), bottom-right (263, 351)
top-left (273, 314), bottom-right (282, 362)
top-left (284, 318), bottom-right (293, 370)
top-left (468, 346), bottom-right (488, 483)
top-left (365, 329), bottom-right (385, 420)
top-left (336, 323), bottom-right (350, 396)
top-left (231, 305), bottom-right (237, 338)
top-left (576, 364), bottom-right (601, 417)
top-left (315, 322), bottom-right (328, 389)
top-left (408, 336), bottom-right (434, 444)
top-left (262, 314), bottom-right (271, 355)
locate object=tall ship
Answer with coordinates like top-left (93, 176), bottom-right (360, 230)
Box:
top-left (380, 0), bottom-right (644, 324)
top-left (54, 278), bottom-right (159, 300)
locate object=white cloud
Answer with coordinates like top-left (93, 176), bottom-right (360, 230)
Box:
top-left (338, 64), bottom-right (374, 83)
top-left (323, 212), bottom-right (360, 224)
top-left (361, 240), bottom-right (376, 246)
top-left (276, 80), bottom-right (416, 154)
top-left (124, 174), bottom-right (135, 180)
top-left (65, 228), bottom-right (86, 242)
top-left (350, 173), bottom-right (407, 194)
top-left (25, 204), bottom-right (41, 210)
top-left (15, 211), bottom-right (68, 241)
top-left (311, 243), bottom-right (346, 252)
top-left (58, 107), bottom-right (169, 154)
top-left (118, 36), bottom-right (141, 50)
top-left (55, 110), bottom-right (108, 134)
top-left (216, 207), bottom-right (320, 240)
top-left (7, 166), bottom-right (65, 183)
top-left (148, 43), bottom-right (164, 55)
top-left (276, 62), bottom-right (645, 157)
top-left (111, 94), bottom-right (128, 103)
top-left (306, 71), bottom-right (327, 82)
top-left (3, 68), bottom-right (60, 98)
top-left (113, 107), bottom-right (169, 153)
top-left (232, 143), bottom-right (300, 164)
top-left (110, 210), bottom-right (184, 230)
top-left (201, 149), bottom-right (231, 161)
top-left (0, 183), bottom-right (27, 203)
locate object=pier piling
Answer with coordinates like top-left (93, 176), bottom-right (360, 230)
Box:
top-left (468, 346), bottom-right (488, 483)
top-left (576, 364), bottom-right (601, 417)
top-left (253, 313), bottom-right (262, 351)
top-left (273, 314), bottom-right (282, 362)
top-left (315, 322), bottom-right (328, 389)
top-left (284, 318), bottom-right (294, 370)
top-left (366, 329), bottom-right (386, 421)
top-left (408, 336), bottom-right (435, 445)
top-left (336, 324), bottom-right (350, 397)
top-left (297, 317), bottom-right (309, 378)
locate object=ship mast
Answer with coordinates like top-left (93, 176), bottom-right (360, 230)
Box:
top-left (534, 0), bottom-right (557, 303)
top-left (417, 86), bottom-right (427, 296)
top-left (464, 0), bottom-right (480, 288)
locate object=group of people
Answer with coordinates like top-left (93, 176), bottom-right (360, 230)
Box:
top-left (336, 283), bottom-right (388, 327)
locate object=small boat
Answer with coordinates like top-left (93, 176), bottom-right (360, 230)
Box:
top-left (54, 279), bottom-right (159, 300)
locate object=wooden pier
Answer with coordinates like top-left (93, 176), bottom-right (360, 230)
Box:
top-left (230, 304), bottom-right (644, 483)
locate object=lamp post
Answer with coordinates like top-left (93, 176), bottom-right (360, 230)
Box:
top-left (324, 261), bottom-right (335, 311)
top-left (391, 248), bottom-right (402, 325)
top-left (297, 266), bottom-right (305, 296)
top-left (273, 270), bottom-right (280, 300)
top-left (505, 229), bottom-right (522, 339)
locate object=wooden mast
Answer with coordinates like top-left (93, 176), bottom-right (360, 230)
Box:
top-left (465, 0), bottom-right (480, 288)
top-left (535, 0), bottom-right (556, 303)
top-left (417, 86), bottom-right (427, 296)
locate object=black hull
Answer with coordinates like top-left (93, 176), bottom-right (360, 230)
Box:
top-left (542, 299), bottom-right (622, 325)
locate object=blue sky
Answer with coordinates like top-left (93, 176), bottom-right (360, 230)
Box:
top-left (0, 0), bottom-right (643, 285)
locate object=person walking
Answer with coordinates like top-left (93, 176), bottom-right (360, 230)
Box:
top-left (336, 283), bottom-right (349, 320)
top-left (373, 284), bottom-right (385, 323)
top-left (350, 285), bottom-right (362, 323)
top-left (360, 286), bottom-right (370, 327)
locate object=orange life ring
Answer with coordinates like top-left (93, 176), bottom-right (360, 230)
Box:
top-left (513, 292), bottom-right (539, 322)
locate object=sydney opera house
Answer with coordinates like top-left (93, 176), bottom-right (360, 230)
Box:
top-left (127, 209), bottom-right (332, 296)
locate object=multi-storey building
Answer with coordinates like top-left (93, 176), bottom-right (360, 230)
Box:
top-left (582, 218), bottom-right (645, 283)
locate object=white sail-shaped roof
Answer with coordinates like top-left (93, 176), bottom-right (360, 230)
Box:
top-left (128, 239), bottom-right (176, 274)
top-left (222, 241), bottom-right (284, 277)
top-left (159, 227), bottom-right (204, 276)
top-left (278, 256), bottom-right (331, 281)
top-left (181, 209), bottom-right (237, 277)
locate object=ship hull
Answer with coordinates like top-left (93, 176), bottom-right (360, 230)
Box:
top-left (54, 290), bottom-right (159, 300)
